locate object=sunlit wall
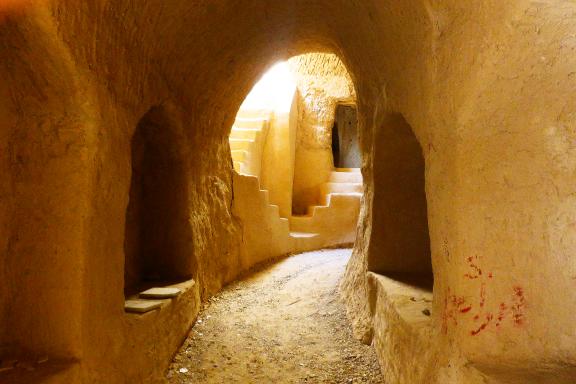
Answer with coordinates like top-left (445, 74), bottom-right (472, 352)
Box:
top-left (240, 61), bottom-right (296, 113)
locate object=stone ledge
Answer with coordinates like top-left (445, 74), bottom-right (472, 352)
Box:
top-left (367, 272), bottom-right (437, 384)
top-left (124, 279), bottom-right (196, 317)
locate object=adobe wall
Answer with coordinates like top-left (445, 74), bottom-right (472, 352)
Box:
top-left (259, 104), bottom-right (298, 219)
top-left (1, 1), bottom-right (576, 383)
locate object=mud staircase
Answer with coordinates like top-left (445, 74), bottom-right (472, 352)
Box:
top-left (230, 111), bottom-right (293, 260)
top-left (229, 113), bottom-right (269, 177)
top-left (230, 111), bottom-right (362, 253)
top-left (289, 168), bottom-right (363, 251)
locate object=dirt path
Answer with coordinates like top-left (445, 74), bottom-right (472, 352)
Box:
top-left (166, 249), bottom-right (384, 384)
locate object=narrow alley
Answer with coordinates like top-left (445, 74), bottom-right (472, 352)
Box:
top-left (166, 249), bottom-right (383, 384)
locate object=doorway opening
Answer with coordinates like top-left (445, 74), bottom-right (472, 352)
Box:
top-left (228, 53), bottom-right (363, 254)
top-left (332, 104), bottom-right (361, 168)
top-left (331, 123), bottom-right (340, 168)
top-left (124, 107), bottom-right (194, 296)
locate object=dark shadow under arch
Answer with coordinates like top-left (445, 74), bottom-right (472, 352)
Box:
top-left (124, 107), bottom-right (195, 296)
top-left (332, 103), bottom-right (360, 168)
top-left (368, 113), bottom-right (432, 289)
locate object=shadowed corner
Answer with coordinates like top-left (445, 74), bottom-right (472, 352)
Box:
top-left (0, 0), bottom-right (40, 21)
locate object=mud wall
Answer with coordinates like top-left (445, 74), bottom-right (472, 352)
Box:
top-left (258, 103), bottom-right (298, 219)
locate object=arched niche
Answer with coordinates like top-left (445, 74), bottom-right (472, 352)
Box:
top-left (368, 113), bottom-right (432, 288)
top-left (124, 107), bottom-right (195, 296)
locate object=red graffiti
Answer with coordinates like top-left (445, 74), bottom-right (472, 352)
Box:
top-left (511, 286), bottom-right (526, 326)
top-left (492, 287), bottom-right (527, 329)
top-left (442, 287), bottom-right (481, 334)
top-left (470, 286), bottom-right (526, 335)
top-left (464, 256), bottom-right (483, 279)
top-left (442, 255), bottom-right (527, 336)
top-left (495, 303), bottom-right (508, 327)
top-left (471, 313), bottom-right (494, 336)
top-left (442, 288), bottom-right (472, 334)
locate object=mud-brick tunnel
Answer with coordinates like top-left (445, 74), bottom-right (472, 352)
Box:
top-left (1, 1), bottom-right (576, 383)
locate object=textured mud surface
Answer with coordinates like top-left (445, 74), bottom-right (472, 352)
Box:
top-left (167, 249), bottom-right (384, 383)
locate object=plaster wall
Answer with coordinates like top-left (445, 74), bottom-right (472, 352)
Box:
top-left (1, 0), bottom-right (576, 383)
top-left (259, 103), bottom-right (298, 218)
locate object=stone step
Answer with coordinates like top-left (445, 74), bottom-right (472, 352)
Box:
top-left (229, 127), bottom-right (260, 140)
top-left (233, 161), bottom-right (243, 172)
top-left (268, 204), bottom-right (280, 217)
top-left (320, 192), bottom-right (362, 209)
top-left (235, 109), bottom-right (271, 120)
top-left (124, 299), bottom-right (163, 314)
top-left (229, 138), bottom-right (254, 151)
top-left (290, 214), bottom-right (319, 233)
top-left (234, 117), bottom-right (268, 129)
top-left (231, 149), bottom-right (249, 162)
top-left (335, 167), bottom-right (361, 173)
top-left (321, 182), bottom-right (363, 195)
top-left (139, 287), bottom-right (181, 299)
top-left (289, 232), bottom-right (319, 239)
top-left (329, 171), bottom-right (363, 183)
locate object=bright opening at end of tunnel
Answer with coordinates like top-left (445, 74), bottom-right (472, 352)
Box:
top-left (240, 61), bottom-right (296, 113)
top-left (229, 52), bottom-right (363, 256)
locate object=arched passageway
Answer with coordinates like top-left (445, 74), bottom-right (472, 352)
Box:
top-left (1, 1), bottom-right (576, 383)
top-left (229, 53), bottom-right (364, 261)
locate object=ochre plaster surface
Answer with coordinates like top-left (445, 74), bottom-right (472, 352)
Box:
top-left (259, 106), bottom-right (297, 219)
top-left (1, 1), bottom-right (576, 383)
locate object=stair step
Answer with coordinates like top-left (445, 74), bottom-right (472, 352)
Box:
top-left (329, 192), bottom-right (363, 199)
top-left (230, 128), bottom-right (260, 140)
top-left (231, 149), bottom-right (249, 162)
top-left (229, 138), bottom-right (254, 150)
top-left (322, 182), bottom-right (363, 195)
top-left (236, 110), bottom-right (271, 120)
top-left (234, 117), bottom-right (268, 130)
top-left (306, 204), bottom-right (327, 215)
top-left (335, 167), bottom-right (361, 173)
top-left (290, 232), bottom-right (319, 239)
top-left (124, 299), bottom-right (163, 314)
top-left (234, 117), bottom-right (268, 129)
top-left (320, 192), bottom-right (363, 206)
top-left (289, 215), bottom-right (316, 233)
top-left (233, 161), bottom-right (243, 172)
top-left (329, 171), bottom-right (363, 183)
top-left (268, 204), bottom-right (280, 216)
